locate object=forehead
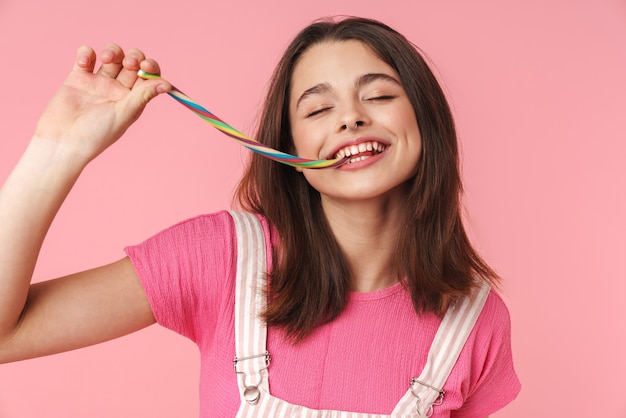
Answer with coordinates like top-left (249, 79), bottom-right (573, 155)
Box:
top-left (290, 40), bottom-right (397, 94)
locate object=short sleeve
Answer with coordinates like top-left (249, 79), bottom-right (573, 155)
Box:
top-left (124, 210), bottom-right (237, 345)
top-left (450, 291), bottom-right (521, 417)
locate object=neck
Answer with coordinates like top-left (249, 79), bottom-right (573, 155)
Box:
top-left (321, 195), bottom-right (404, 292)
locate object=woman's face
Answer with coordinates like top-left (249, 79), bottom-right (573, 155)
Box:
top-left (288, 40), bottom-right (422, 206)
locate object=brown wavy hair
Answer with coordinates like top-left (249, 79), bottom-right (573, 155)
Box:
top-left (235, 16), bottom-right (499, 341)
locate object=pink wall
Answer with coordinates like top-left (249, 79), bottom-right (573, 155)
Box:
top-left (1, 0), bottom-right (625, 416)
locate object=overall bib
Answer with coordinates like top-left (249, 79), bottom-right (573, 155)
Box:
top-left (229, 211), bottom-right (489, 418)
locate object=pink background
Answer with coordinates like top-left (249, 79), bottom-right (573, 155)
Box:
top-left (1, 0), bottom-right (625, 416)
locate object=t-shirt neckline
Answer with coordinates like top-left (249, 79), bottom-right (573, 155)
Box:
top-left (348, 281), bottom-right (405, 301)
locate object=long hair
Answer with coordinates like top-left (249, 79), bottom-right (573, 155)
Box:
top-left (235, 16), bottom-right (499, 341)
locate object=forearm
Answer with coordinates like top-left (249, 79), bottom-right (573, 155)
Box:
top-left (0, 136), bottom-right (87, 339)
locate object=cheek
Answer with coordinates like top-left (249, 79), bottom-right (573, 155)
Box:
top-left (289, 122), bottom-right (305, 153)
top-left (402, 117), bottom-right (423, 175)
top-left (291, 128), bottom-right (321, 157)
top-left (290, 129), bottom-right (314, 173)
top-left (290, 131), bottom-right (302, 154)
top-left (402, 113), bottom-right (422, 149)
top-left (400, 110), bottom-right (420, 135)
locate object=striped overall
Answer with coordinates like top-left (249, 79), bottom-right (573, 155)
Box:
top-left (230, 211), bottom-right (489, 418)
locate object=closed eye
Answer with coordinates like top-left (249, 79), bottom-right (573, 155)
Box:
top-left (367, 95), bottom-right (396, 101)
top-left (306, 107), bottom-right (332, 118)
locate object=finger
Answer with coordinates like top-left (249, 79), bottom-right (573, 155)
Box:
top-left (73, 45), bottom-right (96, 73)
top-left (96, 43), bottom-right (124, 78)
top-left (115, 48), bottom-right (145, 89)
top-left (115, 81), bottom-right (170, 130)
top-left (138, 58), bottom-right (163, 83)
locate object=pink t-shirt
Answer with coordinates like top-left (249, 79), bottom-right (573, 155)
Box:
top-left (125, 211), bottom-right (520, 417)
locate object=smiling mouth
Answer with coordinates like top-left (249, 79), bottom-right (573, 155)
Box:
top-left (334, 141), bottom-right (387, 164)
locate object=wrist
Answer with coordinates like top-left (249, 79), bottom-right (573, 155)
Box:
top-left (27, 134), bottom-right (91, 176)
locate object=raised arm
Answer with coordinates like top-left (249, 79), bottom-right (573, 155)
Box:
top-left (0, 44), bottom-right (171, 363)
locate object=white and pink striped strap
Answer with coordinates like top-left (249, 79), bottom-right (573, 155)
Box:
top-left (231, 211), bottom-right (270, 401)
top-left (392, 282), bottom-right (491, 416)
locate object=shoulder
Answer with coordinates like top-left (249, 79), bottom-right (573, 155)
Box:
top-left (462, 287), bottom-right (515, 364)
top-left (130, 210), bottom-right (277, 274)
top-left (473, 288), bottom-right (513, 341)
top-left (227, 210), bottom-right (277, 274)
top-left (154, 210), bottom-right (237, 240)
top-left (449, 287), bottom-right (520, 416)
top-left (122, 210), bottom-right (275, 343)
top-left (127, 210), bottom-right (274, 248)
top-left (227, 210), bottom-right (275, 241)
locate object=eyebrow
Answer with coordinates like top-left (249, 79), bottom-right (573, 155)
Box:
top-left (295, 73), bottom-right (402, 109)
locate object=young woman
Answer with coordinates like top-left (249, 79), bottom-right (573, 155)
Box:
top-left (0, 17), bottom-right (520, 417)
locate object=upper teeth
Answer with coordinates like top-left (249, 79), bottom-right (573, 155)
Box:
top-left (335, 141), bottom-right (385, 158)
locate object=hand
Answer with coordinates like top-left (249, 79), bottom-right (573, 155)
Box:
top-left (33, 44), bottom-right (171, 163)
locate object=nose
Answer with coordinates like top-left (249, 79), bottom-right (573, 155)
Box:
top-left (342, 121), bottom-right (364, 130)
top-left (338, 99), bottom-right (369, 132)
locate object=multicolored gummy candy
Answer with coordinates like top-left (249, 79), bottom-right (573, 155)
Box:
top-left (138, 70), bottom-right (346, 169)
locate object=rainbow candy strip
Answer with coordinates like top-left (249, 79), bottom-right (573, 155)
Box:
top-left (138, 70), bottom-right (346, 169)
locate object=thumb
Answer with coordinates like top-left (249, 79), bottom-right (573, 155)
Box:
top-left (119, 79), bottom-right (171, 123)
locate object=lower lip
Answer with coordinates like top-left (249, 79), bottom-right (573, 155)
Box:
top-left (336, 149), bottom-right (387, 171)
